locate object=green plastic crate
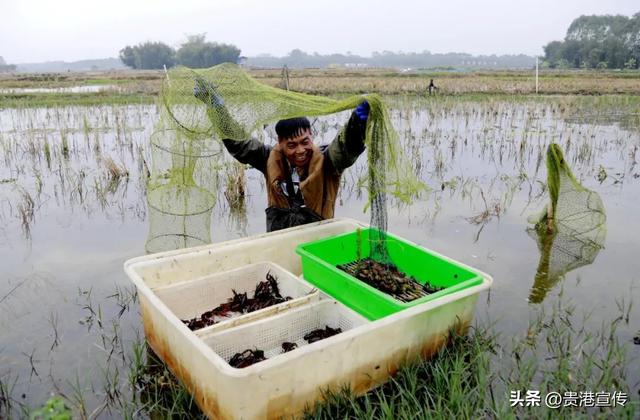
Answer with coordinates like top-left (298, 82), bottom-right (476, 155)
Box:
top-left (295, 228), bottom-right (484, 320)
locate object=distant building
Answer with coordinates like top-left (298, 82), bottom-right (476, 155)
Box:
top-left (344, 63), bottom-right (369, 68)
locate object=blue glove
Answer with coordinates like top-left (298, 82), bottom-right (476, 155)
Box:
top-left (355, 100), bottom-right (369, 122)
top-left (194, 76), bottom-right (224, 107)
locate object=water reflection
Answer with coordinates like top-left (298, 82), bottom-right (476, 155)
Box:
top-left (526, 144), bottom-right (607, 303)
top-left (527, 225), bottom-right (605, 303)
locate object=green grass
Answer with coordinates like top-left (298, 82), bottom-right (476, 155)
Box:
top-left (304, 295), bottom-right (638, 419)
top-left (4, 90), bottom-right (637, 111)
top-left (83, 78), bottom-right (133, 86)
top-left (303, 327), bottom-right (498, 419)
top-left (0, 92), bottom-right (155, 108)
top-left (2, 68), bottom-right (640, 101)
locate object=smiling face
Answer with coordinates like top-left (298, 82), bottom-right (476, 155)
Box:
top-left (279, 128), bottom-right (313, 169)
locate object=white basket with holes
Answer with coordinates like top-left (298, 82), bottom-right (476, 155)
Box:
top-left (201, 299), bottom-right (368, 368)
top-left (153, 261), bottom-right (319, 335)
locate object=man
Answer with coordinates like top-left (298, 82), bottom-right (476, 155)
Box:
top-left (194, 77), bottom-right (369, 231)
top-left (222, 107), bottom-right (368, 232)
top-left (428, 79), bottom-right (438, 96)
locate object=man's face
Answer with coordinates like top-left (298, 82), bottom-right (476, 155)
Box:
top-left (279, 129), bottom-right (313, 169)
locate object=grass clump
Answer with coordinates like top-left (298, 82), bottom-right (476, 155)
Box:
top-left (29, 396), bottom-right (72, 420)
top-left (125, 343), bottom-right (206, 419)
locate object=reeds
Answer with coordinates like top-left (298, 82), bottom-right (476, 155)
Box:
top-left (223, 161), bottom-right (246, 211)
top-left (16, 186), bottom-right (35, 238)
top-left (104, 156), bottom-right (129, 184)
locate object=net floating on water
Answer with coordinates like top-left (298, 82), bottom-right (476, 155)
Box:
top-left (527, 143), bottom-right (606, 303)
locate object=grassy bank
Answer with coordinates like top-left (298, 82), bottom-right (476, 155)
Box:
top-left (3, 90), bottom-right (640, 113)
top-left (0, 92), bottom-right (156, 108)
top-left (1, 68), bottom-right (640, 109)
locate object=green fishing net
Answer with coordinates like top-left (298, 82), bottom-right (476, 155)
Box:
top-left (158, 63), bottom-right (425, 259)
top-left (527, 143), bottom-right (606, 302)
top-left (145, 122), bottom-right (223, 253)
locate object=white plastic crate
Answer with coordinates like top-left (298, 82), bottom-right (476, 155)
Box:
top-left (124, 218), bottom-right (493, 419)
top-left (153, 261), bottom-right (319, 335)
top-left (202, 300), bottom-right (368, 365)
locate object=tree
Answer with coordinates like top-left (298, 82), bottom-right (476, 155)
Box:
top-left (543, 12), bottom-right (640, 69)
top-left (602, 38), bottom-right (628, 68)
top-left (119, 46), bottom-right (137, 68)
top-left (562, 40), bottom-right (583, 68)
top-left (119, 42), bottom-right (176, 69)
top-left (587, 47), bottom-right (605, 68)
top-left (176, 34), bottom-right (241, 68)
top-left (543, 41), bottom-right (564, 66)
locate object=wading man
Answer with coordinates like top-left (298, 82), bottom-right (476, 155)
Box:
top-left (195, 77), bottom-right (369, 231)
top-left (428, 79), bottom-right (438, 96)
top-left (222, 108), bottom-right (368, 232)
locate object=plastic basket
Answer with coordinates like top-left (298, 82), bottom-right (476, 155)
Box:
top-left (125, 218), bottom-right (493, 419)
top-left (296, 227), bottom-right (484, 320)
top-left (153, 261), bottom-right (319, 335)
top-left (202, 300), bottom-right (369, 368)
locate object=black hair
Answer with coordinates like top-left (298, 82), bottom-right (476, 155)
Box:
top-left (275, 117), bottom-right (311, 141)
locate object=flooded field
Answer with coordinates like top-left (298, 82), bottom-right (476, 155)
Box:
top-left (1, 96), bottom-right (639, 417)
top-left (0, 85), bottom-right (121, 94)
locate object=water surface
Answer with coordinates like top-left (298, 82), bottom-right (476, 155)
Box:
top-left (1, 97), bottom-right (638, 414)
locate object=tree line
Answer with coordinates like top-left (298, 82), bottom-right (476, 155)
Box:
top-left (119, 35), bottom-right (241, 69)
top-left (543, 12), bottom-right (640, 69)
top-left (247, 49), bottom-right (534, 69)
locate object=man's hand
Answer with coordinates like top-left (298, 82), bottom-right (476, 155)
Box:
top-left (194, 76), bottom-right (225, 107)
top-left (355, 100), bottom-right (370, 122)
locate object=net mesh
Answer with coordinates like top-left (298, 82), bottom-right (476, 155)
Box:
top-left (527, 143), bottom-right (606, 302)
top-left (159, 63), bottom-right (425, 260)
top-left (145, 123), bottom-right (222, 253)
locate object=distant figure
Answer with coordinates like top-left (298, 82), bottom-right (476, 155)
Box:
top-left (428, 79), bottom-right (438, 96)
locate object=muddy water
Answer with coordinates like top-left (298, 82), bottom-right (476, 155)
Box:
top-left (0, 97), bottom-right (639, 414)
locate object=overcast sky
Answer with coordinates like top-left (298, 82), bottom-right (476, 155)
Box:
top-left (1, 0), bottom-right (638, 63)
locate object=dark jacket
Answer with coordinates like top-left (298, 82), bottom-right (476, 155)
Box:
top-left (223, 112), bottom-right (366, 231)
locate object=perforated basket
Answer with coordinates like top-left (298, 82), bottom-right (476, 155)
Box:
top-left (153, 261), bottom-right (319, 335)
top-left (202, 300), bottom-right (369, 367)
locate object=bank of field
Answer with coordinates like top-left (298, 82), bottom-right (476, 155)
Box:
top-left (1, 68), bottom-right (640, 108)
